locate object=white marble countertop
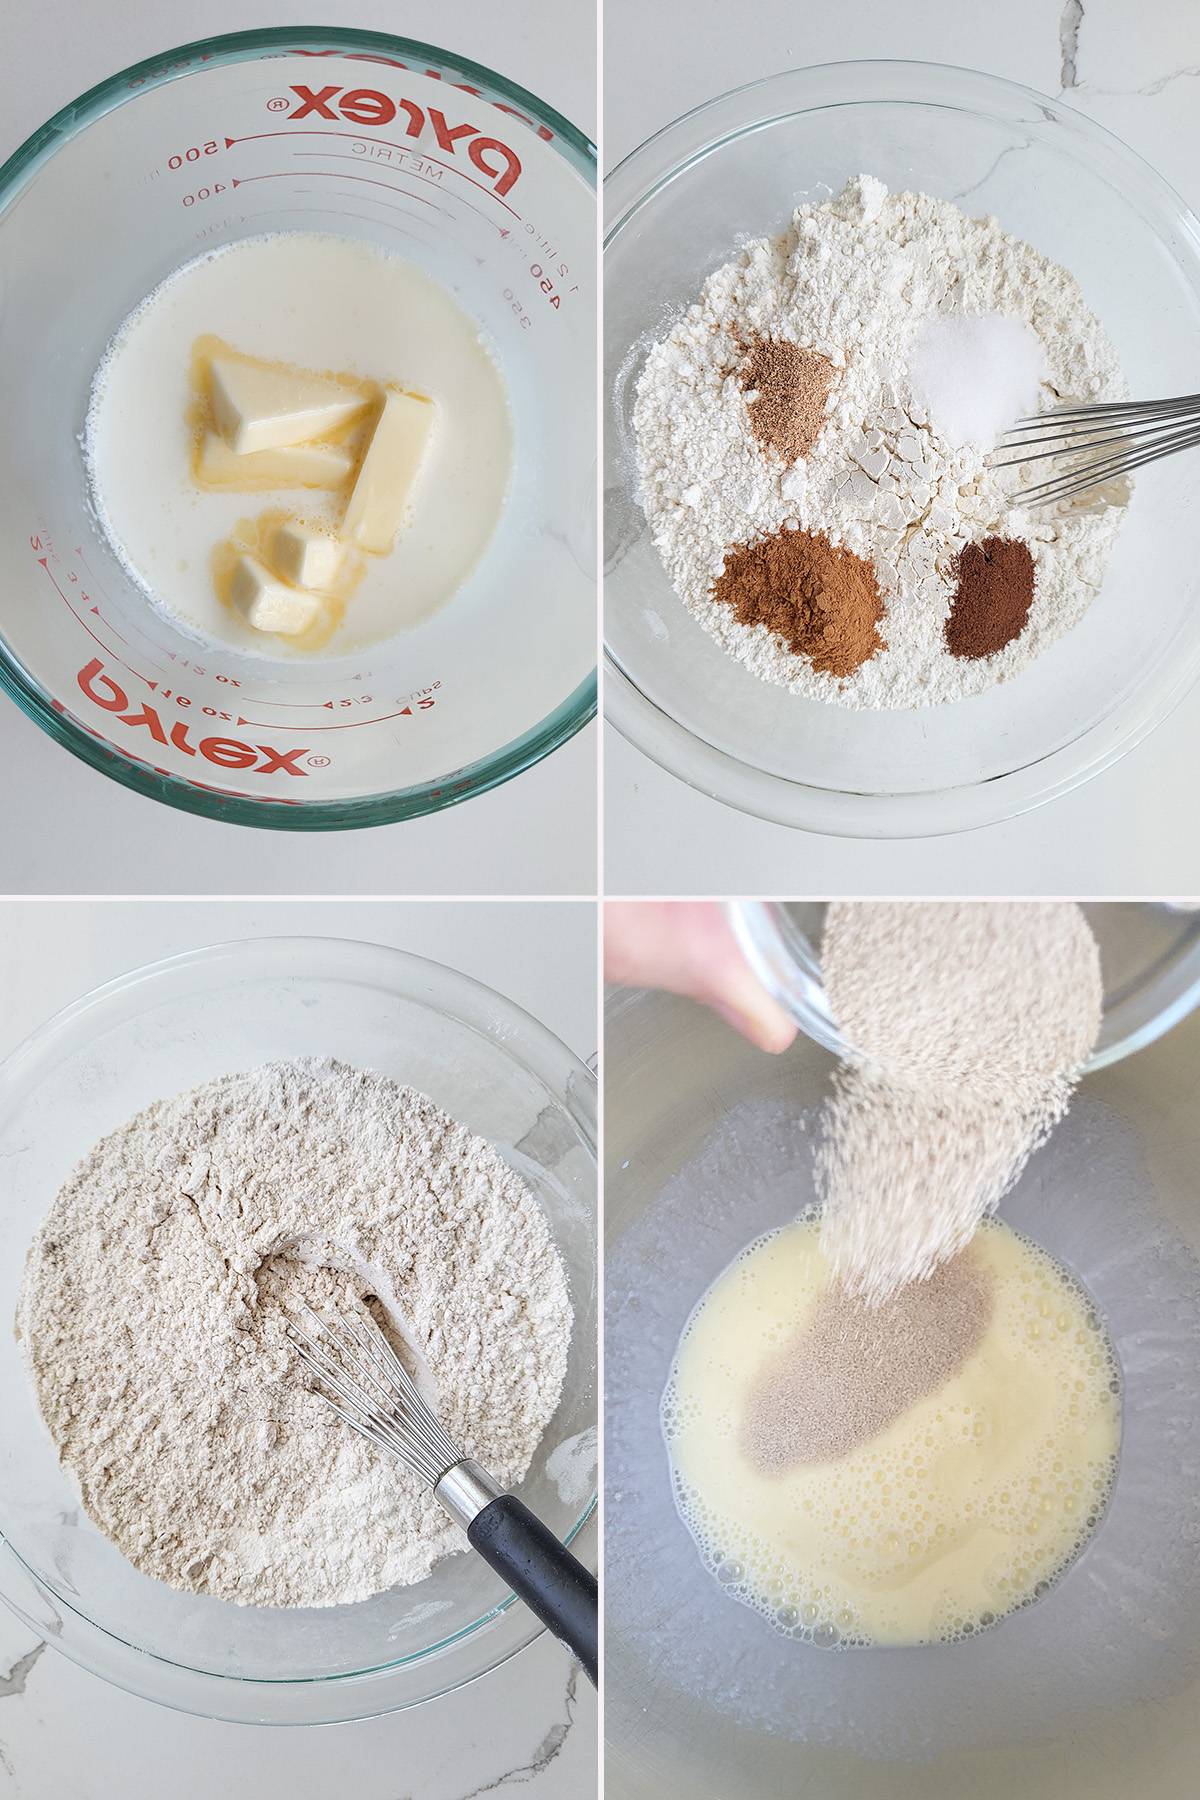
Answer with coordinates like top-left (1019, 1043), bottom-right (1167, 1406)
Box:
top-left (604, 0), bottom-right (1200, 895)
top-left (0, 0), bottom-right (597, 896)
top-left (0, 899), bottom-right (598, 1798)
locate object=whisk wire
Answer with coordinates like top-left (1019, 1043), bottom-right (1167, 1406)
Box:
top-left (283, 1301), bottom-right (600, 1687)
top-left (991, 391), bottom-right (1200, 506)
top-left (287, 1303), bottom-right (462, 1486)
top-left (1016, 427), bottom-right (1200, 505)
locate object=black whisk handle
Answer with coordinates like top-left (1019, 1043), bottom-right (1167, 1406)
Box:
top-left (467, 1494), bottom-right (598, 1687)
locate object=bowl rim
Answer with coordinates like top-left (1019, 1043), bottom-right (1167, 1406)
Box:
top-left (603, 57), bottom-right (1200, 838)
top-left (727, 899), bottom-right (1200, 1072)
top-left (0, 934), bottom-right (598, 1722)
top-left (0, 26), bottom-right (597, 833)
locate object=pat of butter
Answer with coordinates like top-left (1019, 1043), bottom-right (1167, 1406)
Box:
top-left (341, 389), bottom-right (437, 553)
top-left (269, 522), bottom-right (344, 591)
top-left (229, 555), bottom-right (320, 636)
top-left (210, 356), bottom-right (368, 455)
top-left (196, 430), bottom-right (353, 490)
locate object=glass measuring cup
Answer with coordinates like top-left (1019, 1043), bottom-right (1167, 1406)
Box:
top-left (729, 901), bottom-right (1200, 1070)
top-left (0, 29), bottom-right (596, 828)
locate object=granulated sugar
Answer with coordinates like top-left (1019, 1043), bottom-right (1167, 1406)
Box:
top-left (816, 902), bottom-right (1102, 1301)
top-left (740, 1244), bottom-right (993, 1470)
top-left (907, 311), bottom-right (1045, 453)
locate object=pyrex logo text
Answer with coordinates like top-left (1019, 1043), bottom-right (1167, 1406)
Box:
top-left (77, 660), bottom-right (310, 776)
top-left (286, 86), bottom-right (522, 197)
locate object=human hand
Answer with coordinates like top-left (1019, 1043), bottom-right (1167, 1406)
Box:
top-left (604, 901), bottom-right (797, 1053)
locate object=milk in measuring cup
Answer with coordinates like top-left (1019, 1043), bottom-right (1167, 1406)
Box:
top-left (85, 233), bottom-right (513, 658)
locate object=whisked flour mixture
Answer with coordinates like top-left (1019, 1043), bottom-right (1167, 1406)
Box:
top-left (634, 176), bottom-right (1130, 708)
top-left (16, 1057), bottom-right (571, 1607)
top-left (817, 900), bottom-right (1103, 1300)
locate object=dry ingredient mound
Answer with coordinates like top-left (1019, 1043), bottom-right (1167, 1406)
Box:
top-left (633, 175), bottom-right (1130, 710)
top-left (738, 336), bottom-right (838, 466)
top-left (816, 902), bottom-right (1102, 1302)
top-left (15, 1057), bottom-right (572, 1608)
top-left (711, 525), bottom-right (883, 677)
top-left (740, 1244), bottom-right (993, 1471)
top-left (946, 535), bottom-right (1035, 659)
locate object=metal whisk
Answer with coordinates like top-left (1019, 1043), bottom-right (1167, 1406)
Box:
top-left (287, 1304), bottom-right (598, 1686)
top-left (991, 392), bottom-right (1200, 506)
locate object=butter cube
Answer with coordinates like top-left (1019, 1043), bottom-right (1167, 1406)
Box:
top-left (269, 522), bottom-right (344, 591)
top-left (341, 389), bottom-right (437, 553)
top-left (210, 356), bottom-right (368, 455)
top-left (229, 555), bottom-right (320, 636)
top-left (196, 430), bottom-right (353, 490)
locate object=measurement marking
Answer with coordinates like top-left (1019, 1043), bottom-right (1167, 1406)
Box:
top-left (281, 187), bottom-right (442, 237)
top-left (38, 560), bottom-right (156, 683)
top-left (239, 697), bottom-right (329, 710)
top-left (239, 200), bottom-right (442, 258)
top-left (237, 695), bottom-right (358, 711)
top-left (70, 547), bottom-right (216, 683)
top-left (231, 166), bottom-right (464, 228)
top-left (223, 130), bottom-right (521, 218)
top-left (231, 172), bottom-right (447, 232)
top-left (90, 607), bottom-right (132, 648)
top-left (292, 150), bottom-right (499, 232)
top-left (235, 707), bottom-right (416, 731)
top-left (231, 168), bottom-right (436, 210)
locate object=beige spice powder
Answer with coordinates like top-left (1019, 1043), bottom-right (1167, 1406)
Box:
top-left (739, 1246), bottom-right (994, 1473)
top-left (737, 336), bottom-right (837, 466)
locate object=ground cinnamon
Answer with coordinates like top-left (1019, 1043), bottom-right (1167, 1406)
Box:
top-left (712, 525), bottom-right (884, 678)
top-left (737, 336), bottom-right (836, 466)
top-left (945, 537), bottom-right (1035, 660)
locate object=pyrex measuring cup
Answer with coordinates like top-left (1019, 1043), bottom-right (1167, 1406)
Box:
top-left (0, 29), bottom-right (596, 828)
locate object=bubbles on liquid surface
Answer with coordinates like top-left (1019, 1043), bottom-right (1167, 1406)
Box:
top-left (663, 1217), bottom-right (1121, 1650)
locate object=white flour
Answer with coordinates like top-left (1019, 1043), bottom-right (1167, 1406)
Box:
top-left (16, 1058), bottom-right (572, 1607)
top-left (816, 902), bottom-right (1102, 1300)
top-left (633, 176), bottom-right (1130, 708)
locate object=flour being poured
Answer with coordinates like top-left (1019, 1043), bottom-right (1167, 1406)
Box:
top-left (16, 1058), bottom-right (572, 1608)
top-left (816, 902), bottom-right (1103, 1301)
top-left (633, 175), bottom-right (1130, 708)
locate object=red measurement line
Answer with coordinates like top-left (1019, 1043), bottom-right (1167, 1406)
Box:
top-left (236, 708), bottom-right (417, 731)
top-left (261, 187), bottom-right (443, 239)
top-left (292, 149), bottom-right (499, 231)
top-left (68, 548), bottom-right (202, 684)
top-left (239, 200), bottom-right (445, 258)
top-left (240, 697), bottom-right (343, 710)
top-left (230, 168), bottom-right (450, 220)
top-left (96, 613), bottom-right (132, 648)
top-left (223, 130), bottom-right (521, 218)
top-left (37, 560), bottom-right (146, 679)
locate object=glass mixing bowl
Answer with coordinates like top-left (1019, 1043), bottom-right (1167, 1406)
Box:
top-left (605, 61), bottom-right (1200, 837)
top-left (605, 984), bottom-right (1200, 1795)
top-left (0, 937), bottom-right (597, 1723)
top-left (0, 29), bottom-right (595, 829)
top-left (729, 900), bottom-right (1200, 1070)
